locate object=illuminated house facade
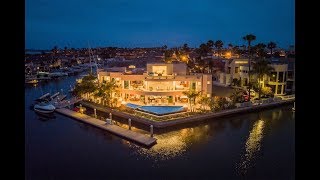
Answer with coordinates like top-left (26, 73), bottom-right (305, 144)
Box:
top-left (239, 63), bottom-right (288, 96)
top-left (218, 58), bottom-right (295, 96)
top-left (218, 58), bottom-right (249, 85)
top-left (98, 63), bottom-right (212, 106)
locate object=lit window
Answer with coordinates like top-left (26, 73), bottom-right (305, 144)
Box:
top-left (207, 81), bottom-right (211, 85)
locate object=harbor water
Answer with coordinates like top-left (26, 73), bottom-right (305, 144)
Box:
top-left (25, 74), bottom-right (295, 179)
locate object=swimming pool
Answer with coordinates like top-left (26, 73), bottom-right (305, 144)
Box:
top-left (126, 103), bottom-right (186, 116)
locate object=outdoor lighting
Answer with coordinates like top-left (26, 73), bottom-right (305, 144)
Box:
top-left (181, 55), bottom-right (187, 61)
top-left (226, 52), bottom-right (232, 58)
top-left (235, 61), bottom-right (248, 64)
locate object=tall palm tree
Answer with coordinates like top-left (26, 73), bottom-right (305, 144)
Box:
top-left (251, 59), bottom-right (274, 99)
top-left (267, 42), bottom-right (277, 57)
top-left (214, 40), bottom-right (224, 58)
top-left (243, 34), bottom-right (256, 100)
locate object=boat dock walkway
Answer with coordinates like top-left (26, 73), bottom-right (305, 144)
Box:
top-left (55, 108), bottom-right (157, 147)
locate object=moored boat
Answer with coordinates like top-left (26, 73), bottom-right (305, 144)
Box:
top-left (34, 103), bottom-right (56, 113)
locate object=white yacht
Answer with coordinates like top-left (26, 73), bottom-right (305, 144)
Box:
top-left (34, 102), bottom-right (56, 113)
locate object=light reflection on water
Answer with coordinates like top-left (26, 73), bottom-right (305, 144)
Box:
top-left (128, 125), bottom-right (211, 161)
top-left (237, 119), bottom-right (265, 175)
top-left (25, 75), bottom-right (295, 179)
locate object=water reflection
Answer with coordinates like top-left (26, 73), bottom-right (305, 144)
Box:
top-left (128, 122), bottom-right (227, 161)
top-left (35, 112), bottom-right (56, 122)
top-left (237, 118), bottom-right (265, 175)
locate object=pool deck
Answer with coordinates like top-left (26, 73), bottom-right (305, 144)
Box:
top-left (79, 99), bottom-right (294, 128)
top-left (55, 108), bottom-right (157, 147)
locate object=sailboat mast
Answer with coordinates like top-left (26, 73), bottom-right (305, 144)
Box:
top-left (88, 43), bottom-right (92, 74)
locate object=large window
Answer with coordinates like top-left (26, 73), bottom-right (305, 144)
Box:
top-left (277, 85), bottom-right (282, 94)
top-left (152, 66), bottom-right (167, 76)
top-left (227, 67), bottom-right (231, 74)
top-left (278, 72), bottom-right (284, 82)
top-left (235, 67), bottom-right (239, 73)
top-left (244, 78), bottom-right (248, 86)
top-left (191, 82), bottom-right (196, 90)
top-left (284, 72), bottom-right (287, 82)
top-left (124, 81), bottom-right (129, 89)
top-left (270, 72), bottom-right (277, 82)
top-left (267, 85), bottom-right (276, 94)
top-left (287, 71), bottom-right (294, 79)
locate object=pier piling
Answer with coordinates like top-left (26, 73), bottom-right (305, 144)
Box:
top-left (109, 113), bottom-right (112, 125)
top-left (150, 125), bottom-right (153, 137)
top-left (128, 118), bottom-right (131, 130)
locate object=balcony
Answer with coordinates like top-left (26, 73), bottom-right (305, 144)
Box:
top-left (145, 75), bottom-right (175, 80)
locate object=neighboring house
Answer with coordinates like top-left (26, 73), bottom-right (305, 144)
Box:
top-left (218, 58), bottom-right (249, 86)
top-left (239, 58), bottom-right (294, 96)
top-left (98, 62), bottom-right (212, 106)
top-left (216, 58), bottom-right (295, 96)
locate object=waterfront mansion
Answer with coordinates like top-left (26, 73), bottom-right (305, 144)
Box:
top-left (97, 62), bottom-right (212, 106)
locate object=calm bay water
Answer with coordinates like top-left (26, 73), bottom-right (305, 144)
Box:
top-left (25, 74), bottom-right (295, 180)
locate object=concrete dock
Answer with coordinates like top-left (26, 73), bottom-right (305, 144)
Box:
top-left (80, 99), bottom-right (294, 128)
top-left (55, 108), bottom-right (157, 147)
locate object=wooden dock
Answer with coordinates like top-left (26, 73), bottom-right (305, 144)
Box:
top-left (55, 108), bottom-right (157, 147)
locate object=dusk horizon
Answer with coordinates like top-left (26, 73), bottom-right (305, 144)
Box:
top-left (26, 0), bottom-right (295, 50)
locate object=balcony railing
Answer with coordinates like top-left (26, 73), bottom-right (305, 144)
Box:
top-left (145, 76), bottom-right (175, 80)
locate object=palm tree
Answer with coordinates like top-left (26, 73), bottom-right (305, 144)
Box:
top-left (267, 42), bottom-right (277, 57)
top-left (243, 34), bottom-right (256, 100)
top-left (207, 40), bottom-right (214, 50)
top-left (229, 88), bottom-right (243, 104)
top-left (93, 84), bottom-right (108, 105)
top-left (214, 40), bottom-right (224, 58)
top-left (251, 59), bottom-right (274, 99)
top-left (182, 90), bottom-right (201, 112)
top-left (182, 43), bottom-right (190, 53)
top-left (73, 74), bottom-right (98, 99)
top-left (104, 79), bottom-right (119, 107)
top-left (195, 43), bottom-right (210, 73)
top-left (198, 96), bottom-right (211, 111)
top-left (254, 43), bottom-right (267, 58)
top-left (164, 49), bottom-right (174, 63)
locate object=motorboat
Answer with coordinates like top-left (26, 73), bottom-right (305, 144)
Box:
top-left (34, 102), bottom-right (56, 113)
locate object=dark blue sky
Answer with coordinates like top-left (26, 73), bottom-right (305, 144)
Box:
top-left (26, 0), bottom-right (295, 49)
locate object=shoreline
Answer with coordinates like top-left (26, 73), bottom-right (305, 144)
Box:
top-left (79, 99), bottom-right (295, 128)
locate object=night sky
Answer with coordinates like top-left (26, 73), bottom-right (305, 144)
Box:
top-left (26, 0), bottom-right (295, 50)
